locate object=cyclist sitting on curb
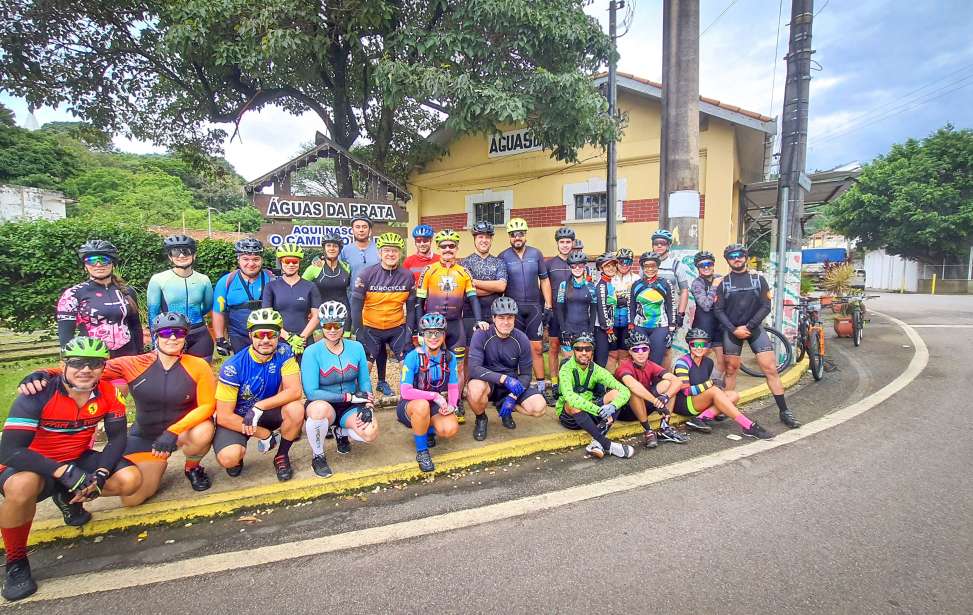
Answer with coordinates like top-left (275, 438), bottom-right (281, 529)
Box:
top-left (403, 224), bottom-right (440, 283)
top-left (262, 243), bottom-right (322, 362)
top-left (147, 235), bottom-right (215, 360)
top-left (301, 302), bottom-right (375, 478)
top-left (213, 309), bottom-right (304, 482)
top-left (555, 332), bottom-right (636, 460)
top-left (713, 244), bottom-right (800, 428)
top-left (213, 238), bottom-right (274, 355)
top-left (672, 329), bottom-right (773, 439)
top-left (467, 297), bottom-right (547, 441)
top-left (0, 337), bottom-right (140, 602)
top-left (398, 313), bottom-right (461, 473)
top-left (612, 329), bottom-right (686, 448)
top-left (18, 313), bottom-right (217, 505)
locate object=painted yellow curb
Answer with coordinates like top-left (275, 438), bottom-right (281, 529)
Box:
top-left (25, 358), bottom-right (808, 547)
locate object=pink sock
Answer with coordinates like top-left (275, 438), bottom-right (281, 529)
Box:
top-left (733, 414), bottom-right (753, 429)
top-left (699, 408), bottom-right (719, 420)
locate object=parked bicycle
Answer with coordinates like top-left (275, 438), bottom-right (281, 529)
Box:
top-left (738, 325), bottom-right (793, 377)
top-left (836, 295), bottom-right (879, 348)
top-left (795, 297), bottom-right (826, 381)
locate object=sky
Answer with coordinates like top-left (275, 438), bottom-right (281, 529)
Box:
top-left (3, 0), bottom-right (972, 180)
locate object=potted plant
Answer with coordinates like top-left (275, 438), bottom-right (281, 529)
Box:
top-left (822, 263), bottom-right (855, 336)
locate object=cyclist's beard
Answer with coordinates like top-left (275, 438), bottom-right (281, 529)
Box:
top-left (63, 373), bottom-right (96, 393)
top-left (729, 262), bottom-right (747, 273)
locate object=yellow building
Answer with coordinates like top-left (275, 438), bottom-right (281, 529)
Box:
top-left (406, 73), bottom-right (776, 258)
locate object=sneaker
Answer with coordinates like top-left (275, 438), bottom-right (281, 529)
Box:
top-left (273, 455), bottom-right (294, 482)
top-left (657, 425), bottom-right (689, 444)
top-left (642, 430), bottom-right (658, 448)
top-left (779, 410), bottom-right (801, 428)
top-left (585, 440), bottom-right (606, 459)
top-left (184, 465), bottom-right (212, 492)
top-left (52, 488), bottom-right (91, 527)
top-left (685, 419), bottom-right (712, 434)
top-left (542, 386), bottom-right (558, 407)
top-left (225, 461), bottom-right (244, 477)
top-left (743, 422), bottom-right (773, 440)
top-left (473, 415), bottom-right (488, 441)
top-left (1, 558), bottom-right (37, 602)
top-left (455, 400), bottom-right (466, 424)
top-left (335, 430), bottom-right (352, 455)
top-left (376, 380), bottom-right (393, 396)
top-left (608, 441), bottom-right (636, 458)
top-left (257, 431), bottom-right (280, 454)
top-left (501, 414), bottom-right (516, 430)
top-left (427, 432), bottom-right (437, 448)
top-left (311, 454), bottom-right (333, 478)
top-left (416, 449), bottom-right (435, 473)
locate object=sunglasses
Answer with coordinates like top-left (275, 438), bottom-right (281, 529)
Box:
top-left (629, 345), bottom-right (650, 353)
top-left (509, 231), bottom-right (526, 238)
top-left (169, 248), bottom-right (195, 258)
top-left (652, 241), bottom-right (669, 247)
top-left (83, 255), bottom-right (113, 266)
top-left (726, 252), bottom-right (746, 260)
top-left (65, 357), bottom-right (106, 370)
top-left (280, 257), bottom-right (301, 265)
top-left (619, 258), bottom-right (633, 265)
top-left (573, 345), bottom-right (594, 353)
top-left (697, 261), bottom-right (715, 268)
top-left (157, 327), bottom-right (188, 339)
top-left (690, 340), bottom-right (710, 349)
top-left (251, 330), bottom-right (279, 340)
top-left (415, 238), bottom-right (431, 243)
top-left (321, 322), bottom-right (343, 331)
top-left (438, 243), bottom-right (458, 250)
top-left (422, 330), bottom-right (445, 339)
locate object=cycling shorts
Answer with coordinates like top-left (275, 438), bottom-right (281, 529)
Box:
top-left (186, 325), bottom-right (215, 361)
top-left (117, 434), bottom-right (170, 467)
top-left (616, 383), bottom-right (667, 422)
top-left (722, 326), bottom-right (773, 357)
top-left (611, 327), bottom-right (628, 351)
top-left (547, 310), bottom-right (562, 339)
top-left (481, 382), bottom-right (543, 408)
top-left (212, 408), bottom-right (284, 454)
top-left (514, 302), bottom-right (544, 341)
top-left (673, 394), bottom-right (698, 417)
top-left (304, 400), bottom-right (364, 428)
top-left (0, 449), bottom-right (103, 503)
top-left (445, 319), bottom-right (467, 358)
top-left (357, 325), bottom-right (411, 362)
top-left (395, 398), bottom-right (447, 428)
top-left (558, 410), bottom-right (615, 431)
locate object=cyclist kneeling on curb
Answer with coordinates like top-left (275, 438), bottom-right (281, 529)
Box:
top-left (398, 313), bottom-right (461, 473)
top-left (213, 309), bottom-right (304, 482)
top-left (301, 302), bottom-right (376, 479)
top-left (555, 332), bottom-right (636, 459)
top-left (672, 329), bottom-right (772, 440)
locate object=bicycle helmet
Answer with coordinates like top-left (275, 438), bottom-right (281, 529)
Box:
top-left (412, 224), bottom-right (435, 238)
top-left (596, 252), bottom-right (618, 269)
top-left (376, 232), bottom-right (405, 250)
top-left (275, 243), bottom-right (305, 259)
top-left (625, 329), bottom-right (651, 349)
top-left (350, 215), bottom-right (373, 227)
top-left (685, 328), bottom-right (711, 342)
top-left (639, 251), bottom-right (661, 265)
top-left (246, 308), bottom-right (283, 331)
top-left (491, 296), bottom-right (519, 316)
top-left (507, 218), bottom-right (529, 233)
top-left (322, 232), bottom-right (344, 247)
top-left (163, 235), bottom-right (197, 252)
top-left (572, 331), bottom-right (595, 346)
top-left (724, 243), bottom-right (748, 258)
top-left (62, 336), bottom-right (109, 360)
top-left (652, 229), bottom-right (673, 244)
top-left (317, 301), bottom-right (348, 325)
top-left (554, 227), bottom-right (576, 241)
top-left (434, 229), bottom-right (460, 244)
top-left (567, 252), bottom-right (588, 266)
top-left (573, 239), bottom-right (584, 250)
top-left (471, 220), bottom-right (495, 236)
top-left (694, 250), bottom-right (716, 265)
top-left (153, 312), bottom-right (189, 332)
top-left (419, 312), bottom-right (448, 331)
top-left (77, 239), bottom-right (118, 261)
top-left (617, 248), bottom-right (634, 260)
top-left (234, 238), bottom-right (264, 255)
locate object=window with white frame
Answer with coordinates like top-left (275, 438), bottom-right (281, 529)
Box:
top-left (474, 200), bottom-right (506, 225)
top-left (574, 192), bottom-right (608, 220)
top-left (465, 189), bottom-right (513, 229)
top-left (563, 177), bottom-right (627, 222)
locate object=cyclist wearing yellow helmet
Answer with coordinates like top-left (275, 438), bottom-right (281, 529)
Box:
top-left (262, 243), bottom-right (322, 361)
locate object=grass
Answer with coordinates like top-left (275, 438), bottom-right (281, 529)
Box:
top-left (0, 357), bottom-right (54, 423)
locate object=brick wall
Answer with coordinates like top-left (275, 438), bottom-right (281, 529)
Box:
top-left (623, 199), bottom-right (659, 222)
top-left (510, 205), bottom-right (564, 228)
top-left (419, 212), bottom-right (468, 229)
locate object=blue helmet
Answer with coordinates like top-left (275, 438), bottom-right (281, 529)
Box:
top-left (652, 229), bottom-right (673, 244)
top-left (419, 312), bottom-right (447, 331)
top-left (412, 224), bottom-right (435, 239)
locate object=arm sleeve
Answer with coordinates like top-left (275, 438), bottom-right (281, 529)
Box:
top-left (125, 288), bottom-right (145, 349)
top-left (714, 281), bottom-right (735, 331)
top-left (96, 411), bottom-right (128, 470)
top-left (350, 293), bottom-right (364, 332)
top-left (555, 282), bottom-right (567, 327)
top-left (406, 287), bottom-right (418, 331)
top-left (399, 352), bottom-right (435, 401)
top-left (202, 277), bottom-right (214, 314)
top-left (261, 282), bottom-right (275, 309)
top-left (146, 275), bottom-right (163, 331)
top-left (517, 336), bottom-right (533, 387)
top-left (747, 276), bottom-right (773, 331)
top-left (302, 263), bottom-right (322, 282)
top-left (467, 332), bottom-right (504, 385)
top-left (55, 287), bottom-right (79, 345)
top-left (0, 396), bottom-right (61, 476)
top-left (594, 282), bottom-right (612, 331)
top-left (673, 356), bottom-right (714, 396)
top-left (166, 358), bottom-right (217, 434)
top-left (691, 278), bottom-right (715, 312)
top-left (557, 361), bottom-right (601, 415)
top-left (447, 353), bottom-right (460, 407)
top-left (356, 345), bottom-right (372, 393)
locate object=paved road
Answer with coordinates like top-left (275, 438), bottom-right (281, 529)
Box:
top-left (9, 294), bottom-right (973, 613)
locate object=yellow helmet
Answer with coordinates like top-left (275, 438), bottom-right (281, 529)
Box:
top-left (275, 243), bottom-right (304, 259)
top-left (434, 229), bottom-right (460, 244)
top-left (507, 217), bottom-right (529, 233)
top-left (375, 232), bottom-right (405, 250)
top-left (247, 308), bottom-right (284, 331)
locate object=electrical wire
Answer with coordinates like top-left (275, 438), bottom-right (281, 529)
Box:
top-left (700, 0), bottom-right (742, 38)
top-left (768, 0), bottom-right (785, 117)
top-left (412, 153), bottom-right (605, 193)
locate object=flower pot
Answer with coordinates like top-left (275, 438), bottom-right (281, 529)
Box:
top-left (833, 316), bottom-right (853, 337)
top-left (820, 295), bottom-right (834, 307)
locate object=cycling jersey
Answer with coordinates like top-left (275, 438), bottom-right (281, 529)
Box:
top-left (0, 377), bottom-right (127, 475)
top-left (402, 253), bottom-right (440, 283)
top-left (56, 280), bottom-right (144, 354)
top-left (555, 357), bottom-right (630, 417)
top-left (416, 261), bottom-right (476, 321)
top-left (340, 239), bottom-right (380, 294)
top-left (216, 344), bottom-right (299, 417)
top-left (630, 277), bottom-right (673, 329)
top-left (303, 260), bottom-right (352, 306)
top-left (612, 271), bottom-right (640, 328)
top-left (714, 271), bottom-right (772, 331)
top-left (461, 253), bottom-right (508, 314)
top-left (467, 327), bottom-right (534, 388)
top-left (400, 347), bottom-right (458, 397)
top-left (673, 354), bottom-right (715, 397)
top-left (350, 264), bottom-right (414, 330)
top-left (213, 269), bottom-right (274, 339)
top-left (556, 279), bottom-right (595, 337)
top-left (300, 338), bottom-right (371, 403)
top-left (147, 270), bottom-right (214, 329)
top-left (546, 255), bottom-right (573, 305)
top-left (690, 275), bottom-right (723, 342)
top-left (262, 277), bottom-right (322, 335)
top-left (499, 246), bottom-right (549, 305)
top-left (614, 358), bottom-right (666, 390)
top-left (592, 275), bottom-right (616, 332)
top-left (658, 253), bottom-right (692, 292)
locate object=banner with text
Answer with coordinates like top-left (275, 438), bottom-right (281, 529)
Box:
top-left (257, 223), bottom-right (403, 248)
top-left (253, 194), bottom-right (407, 222)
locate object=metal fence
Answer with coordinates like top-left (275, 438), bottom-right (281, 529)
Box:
top-left (919, 264), bottom-right (972, 280)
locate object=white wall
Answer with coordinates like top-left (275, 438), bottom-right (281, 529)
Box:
top-left (0, 185), bottom-right (66, 222)
top-left (864, 249), bottom-right (919, 292)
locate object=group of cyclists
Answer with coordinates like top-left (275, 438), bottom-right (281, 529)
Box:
top-left (0, 215), bottom-right (801, 601)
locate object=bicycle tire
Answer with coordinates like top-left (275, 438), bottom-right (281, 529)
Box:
top-left (739, 326), bottom-right (793, 377)
top-left (808, 326), bottom-right (825, 381)
top-left (795, 321), bottom-right (808, 363)
top-left (852, 308), bottom-right (863, 347)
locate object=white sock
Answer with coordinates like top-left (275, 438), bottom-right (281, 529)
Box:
top-left (305, 417), bottom-right (330, 457)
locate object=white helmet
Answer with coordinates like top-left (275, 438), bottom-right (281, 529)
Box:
top-left (318, 301), bottom-right (348, 325)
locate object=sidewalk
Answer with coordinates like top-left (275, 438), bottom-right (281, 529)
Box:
top-left (25, 364), bottom-right (805, 546)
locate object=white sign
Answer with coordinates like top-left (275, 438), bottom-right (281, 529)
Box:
top-left (488, 128), bottom-right (542, 158)
top-left (263, 225), bottom-right (354, 248)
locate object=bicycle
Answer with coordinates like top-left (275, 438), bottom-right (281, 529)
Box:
top-left (838, 295), bottom-right (877, 347)
top-left (738, 325), bottom-right (793, 377)
top-left (795, 297), bottom-right (826, 381)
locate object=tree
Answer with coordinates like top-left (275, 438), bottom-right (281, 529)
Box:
top-left (38, 121), bottom-right (114, 152)
top-left (826, 125), bottom-right (973, 265)
top-left (0, 0), bottom-right (618, 193)
top-left (0, 102), bottom-right (14, 127)
top-left (0, 123), bottom-right (81, 189)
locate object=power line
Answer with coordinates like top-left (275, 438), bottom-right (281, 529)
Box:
top-left (700, 0), bottom-right (742, 38)
top-left (813, 0), bottom-right (830, 17)
top-left (413, 154), bottom-right (605, 193)
top-left (768, 0), bottom-right (785, 117)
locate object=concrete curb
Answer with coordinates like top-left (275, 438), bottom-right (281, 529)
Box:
top-left (25, 358), bottom-right (808, 547)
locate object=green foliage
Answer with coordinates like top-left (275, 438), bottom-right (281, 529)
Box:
top-left (826, 125), bottom-right (973, 264)
top-left (0, 103), bottom-right (14, 127)
top-left (194, 238), bottom-right (238, 281)
top-left (0, 124), bottom-right (81, 190)
top-left (37, 121), bottom-right (114, 152)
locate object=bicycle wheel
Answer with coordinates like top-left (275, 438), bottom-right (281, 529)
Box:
top-left (808, 326), bottom-right (825, 381)
top-left (795, 321), bottom-right (808, 363)
top-left (739, 326), bottom-right (793, 377)
top-left (852, 308), bottom-right (863, 347)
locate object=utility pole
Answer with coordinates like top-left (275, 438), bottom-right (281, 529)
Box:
top-left (605, 0), bottom-right (623, 252)
top-left (658, 0), bottom-right (700, 249)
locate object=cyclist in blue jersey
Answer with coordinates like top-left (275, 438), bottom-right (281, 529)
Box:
top-left (398, 313), bottom-right (460, 472)
top-left (301, 302), bottom-right (375, 477)
top-left (213, 309), bottom-right (304, 481)
top-left (213, 238), bottom-right (275, 354)
top-left (340, 215), bottom-right (380, 301)
top-left (498, 218), bottom-right (553, 396)
top-left (545, 227), bottom-right (576, 404)
top-left (630, 252), bottom-right (674, 367)
top-left (147, 235), bottom-right (215, 360)
top-left (611, 248), bottom-right (640, 365)
top-left (262, 243), bottom-right (322, 361)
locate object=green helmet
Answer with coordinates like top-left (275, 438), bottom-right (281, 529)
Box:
top-left (246, 308), bottom-right (284, 331)
top-left (275, 243), bottom-right (304, 259)
top-left (62, 336), bottom-right (109, 360)
top-left (376, 232), bottom-right (405, 250)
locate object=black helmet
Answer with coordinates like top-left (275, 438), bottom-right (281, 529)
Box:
top-left (471, 220), bottom-right (495, 236)
top-left (625, 329), bottom-right (651, 349)
top-left (617, 248), bottom-right (634, 260)
top-left (566, 252), bottom-right (588, 266)
top-left (572, 331), bottom-right (595, 346)
top-left (685, 328), bottom-right (711, 342)
top-left (554, 227), bottom-right (575, 241)
top-left (639, 251), bottom-right (661, 265)
top-left (491, 296), bottom-right (519, 316)
top-left (153, 311), bottom-right (190, 332)
top-left (163, 235), bottom-right (197, 252)
top-left (596, 252), bottom-right (618, 269)
top-left (694, 250), bottom-right (716, 265)
top-left (573, 238), bottom-right (584, 250)
top-left (350, 215), bottom-right (373, 227)
top-left (234, 238), bottom-right (264, 255)
top-left (322, 232), bottom-right (344, 247)
top-left (724, 243), bottom-right (748, 259)
top-left (78, 239), bottom-right (118, 261)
